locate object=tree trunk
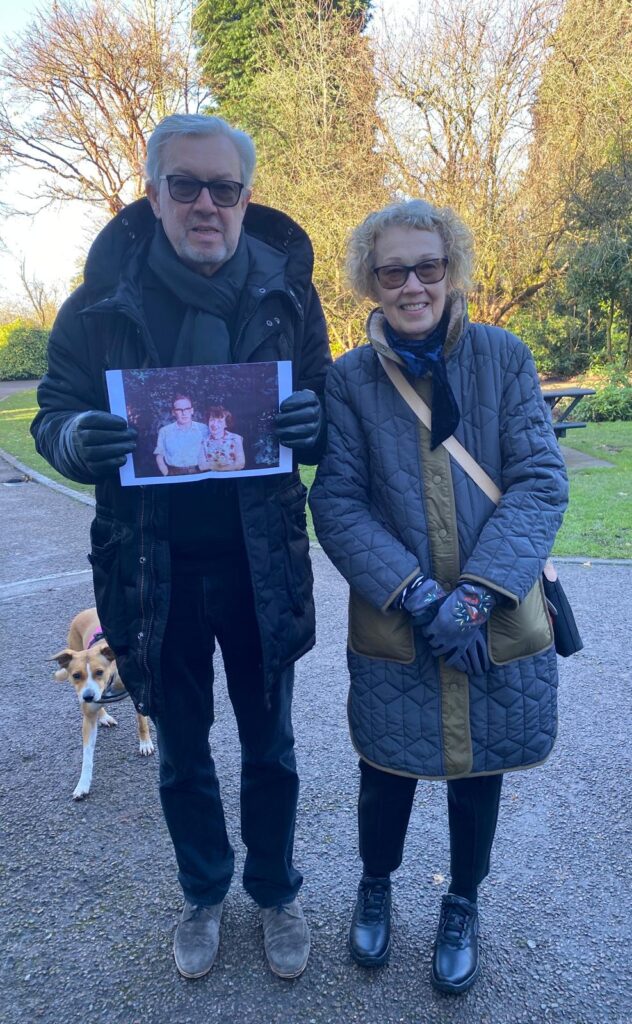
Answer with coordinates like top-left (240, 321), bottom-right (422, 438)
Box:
top-left (606, 296), bottom-right (614, 360)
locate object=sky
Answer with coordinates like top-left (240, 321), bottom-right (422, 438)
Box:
top-left (0, 0), bottom-right (409, 307)
top-left (0, 0), bottom-right (103, 305)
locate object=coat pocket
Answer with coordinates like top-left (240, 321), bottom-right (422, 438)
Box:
top-left (87, 515), bottom-right (131, 650)
top-left (488, 577), bottom-right (554, 665)
top-left (348, 588), bottom-right (416, 664)
top-left (278, 480), bottom-right (312, 615)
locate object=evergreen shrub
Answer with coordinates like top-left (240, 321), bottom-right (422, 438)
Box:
top-left (505, 309), bottom-right (591, 378)
top-left (0, 320), bottom-right (49, 380)
top-left (583, 383), bottom-right (632, 421)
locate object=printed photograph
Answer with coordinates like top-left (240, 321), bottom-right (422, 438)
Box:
top-left (105, 361), bottom-right (293, 485)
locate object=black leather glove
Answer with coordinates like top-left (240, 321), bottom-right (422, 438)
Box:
top-left (64, 411), bottom-right (137, 478)
top-left (275, 390), bottom-right (323, 449)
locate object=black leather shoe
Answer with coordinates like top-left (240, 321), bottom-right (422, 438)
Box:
top-left (349, 875), bottom-right (391, 967)
top-left (431, 894), bottom-right (480, 994)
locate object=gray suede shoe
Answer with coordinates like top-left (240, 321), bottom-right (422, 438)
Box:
top-left (173, 899), bottom-right (224, 979)
top-left (261, 899), bottom-right (310, 978)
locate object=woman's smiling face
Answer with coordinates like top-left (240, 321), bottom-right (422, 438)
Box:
top-left (208, 416), bottom-right (227, 439)
top-left (373, 226), bottom-right (448, 340)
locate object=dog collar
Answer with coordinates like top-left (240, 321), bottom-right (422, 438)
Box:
top-left (87, 629), bottom-right (106, 649)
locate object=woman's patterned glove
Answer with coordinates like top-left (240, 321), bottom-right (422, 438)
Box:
top-left (421, 582), bottom-right (496, 667)
top-left (399, 574), bottom-right (447, 626)
top-left (450, 627), bottom-right (490, 676)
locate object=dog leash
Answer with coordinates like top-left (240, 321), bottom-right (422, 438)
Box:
top-left (89, 628), bottom-right (131, 705)
top-left (94, 681), bottom-right (130, 706)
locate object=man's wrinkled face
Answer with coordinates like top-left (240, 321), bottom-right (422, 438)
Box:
top-left (147, 134), bottom-right (251, 277)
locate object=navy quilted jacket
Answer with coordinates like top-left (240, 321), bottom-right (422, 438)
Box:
top-left (309, 298), bottom-right (569, 779)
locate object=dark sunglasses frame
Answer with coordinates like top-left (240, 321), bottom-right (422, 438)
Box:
top-left (373, 257), bottom-right (449, 289)
top-left (160, 175), bottom-right (245, 207)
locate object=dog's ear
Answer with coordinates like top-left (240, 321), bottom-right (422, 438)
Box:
top-left (49, 649), bottom-right (74, 669)
top-left (101, 645), bottom-right (117, 662)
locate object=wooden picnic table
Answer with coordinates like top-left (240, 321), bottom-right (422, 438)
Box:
top-left (541, 387), bottom-right (596, 438)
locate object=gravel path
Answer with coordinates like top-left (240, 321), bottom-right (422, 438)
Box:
top-left (1, 471), bottom-right (630, 1024)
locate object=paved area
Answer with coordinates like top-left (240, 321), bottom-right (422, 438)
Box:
top-left (1, 467), bottom-right (631, 1024)
top-left (0, 379), bottom-right (40, 400)
top-left (559, 444), bottom-right (613, 471)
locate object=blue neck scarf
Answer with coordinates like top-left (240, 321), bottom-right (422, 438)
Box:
top-left (383, 311), bottom-right (460, 450)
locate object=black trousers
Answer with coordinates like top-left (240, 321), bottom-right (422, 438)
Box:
top-left (153, 558), bottom-right (302, 908)
top-left (358, 758), bottom-right (503, 892)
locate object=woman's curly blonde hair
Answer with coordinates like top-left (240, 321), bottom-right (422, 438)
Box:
top-left (345, 199), bottom-right (474, 302)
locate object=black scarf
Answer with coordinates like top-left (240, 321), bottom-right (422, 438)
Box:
top-left (383, 310), bottom-right (460, 450)
top-left (147, 222), bottom-right (249, 366)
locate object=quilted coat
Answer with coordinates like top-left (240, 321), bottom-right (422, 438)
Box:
top-left (309, 295), bottom-right (569, 780)
top-left (32, 197), bottom-right (331, 718)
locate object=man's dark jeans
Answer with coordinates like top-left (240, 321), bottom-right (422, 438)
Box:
top-left (153, 558), bottom-right (302, 908)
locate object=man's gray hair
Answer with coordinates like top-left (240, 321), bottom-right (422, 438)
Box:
top-left (145, 114), bottom-right (256, 187)
top-left (346, 199), bottom-right (474, 301)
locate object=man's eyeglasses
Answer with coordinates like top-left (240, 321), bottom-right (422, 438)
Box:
top-left (160, 176), bottom-right (245, 207)
top-left (173, 406), bottom-right (192, 413)
top-left (373, 258), bottom-right (449, 290)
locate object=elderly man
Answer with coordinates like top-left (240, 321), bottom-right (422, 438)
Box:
top-left (32, 114), bottom-right (331, 980)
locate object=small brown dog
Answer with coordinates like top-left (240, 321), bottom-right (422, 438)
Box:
top-left (51, 608), bottom-right (154, 800)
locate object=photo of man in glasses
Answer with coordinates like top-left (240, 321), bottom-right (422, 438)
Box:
top-left (32, 112), bottom-right (331, 982)
top-left (154, 393), bottom-right (208, 476)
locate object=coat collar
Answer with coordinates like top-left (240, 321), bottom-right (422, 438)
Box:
top-left (365, 292), bottom-right (468, 365)
top-left (81, 196), bottom-right (314, 315)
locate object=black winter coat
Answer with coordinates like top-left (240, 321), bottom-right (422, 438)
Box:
top-left (32, 198), bottom-right (331, 716)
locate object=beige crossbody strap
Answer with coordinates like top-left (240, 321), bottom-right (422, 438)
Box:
top-left (377, 352), bottom-right (558, 581)
top-left (377, 352), bottom-right (502, 505)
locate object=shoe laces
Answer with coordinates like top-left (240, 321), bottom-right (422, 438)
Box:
top-left (439, 900), bottom-right (474, 945)
top-left (183, 903), bottom-right (218, 923)
top-left (358, 878), bottom-right (390, 923)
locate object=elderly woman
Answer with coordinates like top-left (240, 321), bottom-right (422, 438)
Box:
top-left (309, 200), bottom-right (568, 994)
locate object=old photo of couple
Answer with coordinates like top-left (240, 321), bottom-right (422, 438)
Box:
top-left (105, 360), bottom-right (293, 485)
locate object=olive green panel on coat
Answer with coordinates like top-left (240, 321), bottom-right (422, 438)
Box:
top-left (488, 576), bottom-right (554, 664)
top-left (348, 588), bottom-right (416, 664)
top-left (438, 661), bottom-right (473, 776)
top-left (414, 376), bottom-right (473, 776)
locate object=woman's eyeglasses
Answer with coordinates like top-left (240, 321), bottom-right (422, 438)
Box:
top-left (373, 258), bottom-right (448, 290)
top-left (160, 176), bottom-right (245, 207)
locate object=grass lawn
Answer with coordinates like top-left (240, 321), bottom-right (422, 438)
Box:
top-left (2, 389), bottom-right (630, 559)
top-left (553, 422), bottom-right (632, 559)
top-left (0, 390), bottom-right (94, 496)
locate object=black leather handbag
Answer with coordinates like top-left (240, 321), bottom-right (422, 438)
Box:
top-left (542, 569), bottom-right (583, 657)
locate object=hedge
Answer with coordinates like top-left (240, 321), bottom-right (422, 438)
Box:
top-left (0, 320), bottom-right (49, 380)
top-left (583, 384), bottom-right (632, 422)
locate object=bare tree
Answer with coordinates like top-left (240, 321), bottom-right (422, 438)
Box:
top-left (0, 0), bottom-right (207, 216)
top-left (531, 0), bottom-right (632, 219)
top-left (373, 0), bottom-right (564, 323)
top-left (18, 259), bottom-right (61, 327)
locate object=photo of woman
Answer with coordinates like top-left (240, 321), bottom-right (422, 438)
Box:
top-left (198, 405), bottom-right (246, 472)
